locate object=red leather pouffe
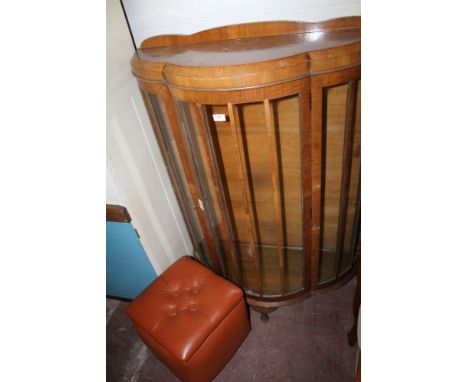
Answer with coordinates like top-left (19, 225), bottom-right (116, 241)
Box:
top-left (125, 256), bottom-right (250, 382)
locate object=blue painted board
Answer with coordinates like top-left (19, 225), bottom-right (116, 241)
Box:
top-left (106, 221), bottom-right (157, 299)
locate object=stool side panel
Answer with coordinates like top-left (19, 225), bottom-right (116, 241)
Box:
top-left (133, 324), bottom-right (188, 379)
top-left (133, 299), bottom-right (250, 382)
top-left (124, 255), bottom-right (251, 381)
top-left (185, 299), bottom-right (251, 382)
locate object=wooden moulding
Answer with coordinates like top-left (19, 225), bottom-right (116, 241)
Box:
top-left (299, 81), bottom-right (313, 291)
top-left (308, 42), bottom-right (361, 73)
top-left (310, 77), bottom-right (323, 289)
top-left (245, 261), bottom-right (356, 307)
top-left (264, 99), bottom-right (286, 295)
top-left (167, 78), bottom-right (308, 106)
top-left (106, 204), bottom-right (131, 223)
top-left (140, 17), bottom-right (361, 49)
top-left (131, 17), bottom-right (361, 91)
top-left (163, 55), bottom-right (311, 90)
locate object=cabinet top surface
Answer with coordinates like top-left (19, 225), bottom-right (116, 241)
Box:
top-left (137, 28), bottom-right (360, 67)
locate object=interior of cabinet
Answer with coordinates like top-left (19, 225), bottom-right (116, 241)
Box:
top-left (169, 95), bottom-right (305, 296)
top-left (203, 96), bottom-right (304, 295)
top-left (320, 80), bottom-right (361, 284)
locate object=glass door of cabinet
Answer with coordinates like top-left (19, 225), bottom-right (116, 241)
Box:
top-left (319, 79), bottom-right (361, 284)
top-left (174, 88), bottom-right (310, 299)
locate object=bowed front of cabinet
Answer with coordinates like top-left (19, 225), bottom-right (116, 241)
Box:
top-left (131, 17), bottom-right (361, 316)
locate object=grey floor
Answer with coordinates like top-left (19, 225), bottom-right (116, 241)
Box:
top-left (107, 277), bottom-right (358, 382)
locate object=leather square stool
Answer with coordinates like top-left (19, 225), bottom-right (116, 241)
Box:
top-left (125, 256), bottom-right (250, 382)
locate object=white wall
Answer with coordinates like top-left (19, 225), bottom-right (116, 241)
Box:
top-left (122, 0), bottom-right (360, 47)
top-left (107, 0), bottom-right (192, 274)
top-left (106, 163), bottom-right (125, 205)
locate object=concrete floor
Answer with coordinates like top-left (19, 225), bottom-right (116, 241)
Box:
top-left (107, 277), bottom-right (358, 382)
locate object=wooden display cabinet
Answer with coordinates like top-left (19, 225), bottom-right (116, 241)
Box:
top-left (131, 17), bottom-right (361, 318)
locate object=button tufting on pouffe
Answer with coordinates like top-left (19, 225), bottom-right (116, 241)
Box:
top-left (125, 256), bottom-right (250, 382)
